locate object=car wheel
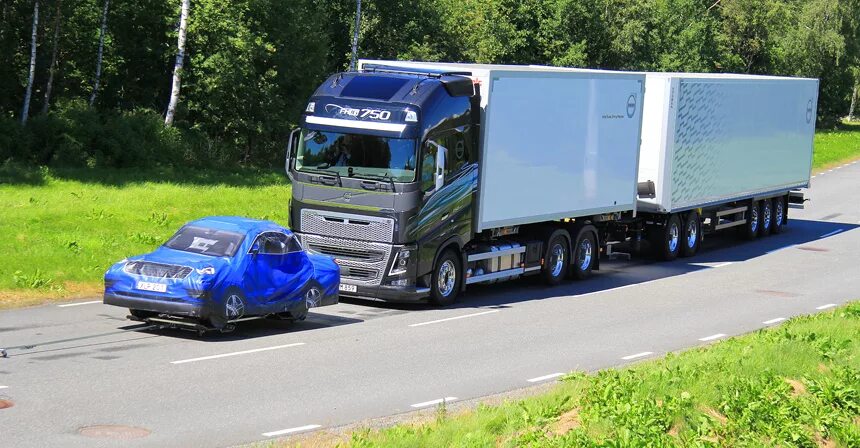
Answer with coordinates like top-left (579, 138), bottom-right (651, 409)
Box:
top-left (209, 287), bottom-right (246, 329)
top-left (429, 249), bottom-right (461, 306)
top-left (542, 231), bottom-right (570, 285)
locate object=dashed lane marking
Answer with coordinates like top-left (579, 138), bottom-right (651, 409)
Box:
top-left (819, 229), bottom-right (844, 238)
top-left (816, 304), bottom-right (837, 310)
top-left (262, 424), bottom-right (321, 437)
top-left (411, 397), bottom-right (458, 408)
top-left (171, 343), bottom-right (305, 364)
top-left (409, 310), bottom-right (499, 327)
top-left (527, 373), bottom-right (565, 383)
top-left (57, 300), bottom-right (102, 308)
top-left (621, 351), bottom-right (653, 361)
top-left (698, 333), bottom-right (727, 342)
top-left (762, 318), bottom-right (786, 325)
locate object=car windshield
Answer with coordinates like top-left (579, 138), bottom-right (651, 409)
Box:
top-left (164, 226), bottom-right (245, 257)
top-left (295, 130), bottom-right (416, 182)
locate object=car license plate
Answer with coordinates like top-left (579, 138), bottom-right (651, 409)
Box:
top-left (136, 281), bottom-right (167, 293)
top-left (338, 283), bottom-right (357, 293)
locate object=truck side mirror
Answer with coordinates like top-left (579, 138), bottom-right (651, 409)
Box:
top-left (435, 144), bottom-right (446, 191)
top-left (285, 128), bottom-right (301, 179)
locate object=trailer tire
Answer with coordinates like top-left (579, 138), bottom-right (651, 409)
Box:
top-left (759, 199), bottom-right (773, 236)
top-left (542, 231), bottom-right (570, 285)
top-left (429, 249), bottom-right (461, 306)
top-left (655, 214), bottom-right (682, 261)
top-left (680, 211), bottom-right (700, 258)
top-left (570, 228), bottom-right (596, 280)
top-left (771, 196), bottom-right (787, 234)
top-left (739, 200), bottom-right (760, 240)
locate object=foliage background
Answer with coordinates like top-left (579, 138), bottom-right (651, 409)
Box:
top-left (1, 0), bottom-right (859, 169)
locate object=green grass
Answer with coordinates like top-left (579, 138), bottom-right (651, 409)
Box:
top-left (0, 165), bottom-right (291, 308)
top-left (326, 303), bottom-right (860, 447)
top-left (813, 121), bottom-right (860, 170)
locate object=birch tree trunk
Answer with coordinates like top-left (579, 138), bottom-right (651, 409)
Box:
top-left (164, 0), bottom-right (189, 127)
top-left (89, 0), bottom-right (108, 107)
top-left (21, 0), bottom-right (39, 125)
top-left (849, 85), bottom-right (857, 122)
top-left (42, 0), bottom-right (63, 114)
top-left (349, 0), bottom-right (361, 71)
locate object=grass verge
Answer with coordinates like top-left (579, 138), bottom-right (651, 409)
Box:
top-left (814, 121), bottom-right (860, 170)
top-left (0, 165), bottom-right (291, 309)
top-left (284, 302), bottom-right (860, 447)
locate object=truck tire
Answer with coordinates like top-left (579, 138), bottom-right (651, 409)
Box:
top-left (570, 228), bottom-right (596, 280)
top-left (542, 231), bottom-right (570, 285)
top-left (739, 200), bottom-right (760, 240)
top-left (771, 196), bottom-right (786, 234)
top-left (680, 211), bottom-right (700, 258)
top-left (759, 199), bottom-right (773, 236)
top-left (654, 214), bottom-right (681, 261)
top-left (429, 249), bottom-right (461, 306)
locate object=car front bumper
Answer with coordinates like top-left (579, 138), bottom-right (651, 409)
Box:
top-left (103, 292), bottom-right (207, 318)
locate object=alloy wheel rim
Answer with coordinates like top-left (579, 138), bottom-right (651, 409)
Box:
top-left (751, 207), bottom-right (759, 232)
top-left (763, 204), bottom-right (771, 229)
top-left (775, 201), bottom-right (784, 227)
top-left (669, 223), bottom-right (679, 253)
top-left (225, 294), bottom-right (245, 319)
top-left (437, 260), bottom-right (456, 297)
top-left (687, 220), bottom-right (697, 248)
top-left (551, 243), bottom-right (565, 277)
top-left (579, 239), bottom-right (592, 270)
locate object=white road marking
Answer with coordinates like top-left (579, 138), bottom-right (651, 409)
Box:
top-left (712, 262), bottom-right (734, 268)
top-left (171, 343), bottom-right (305, 364)
top-left (410, 397), bottom-right (458, 408)
top-left (819, 229), bottom-right (844, 238)
top-left (262, 424), bottom-right (321, 437)
top-left (698, 333), bottom-right (727, 342)
top-left (57, 300), bottom-right (101, 308)
top-left (621, 351), bottom-right (653, 361)
top-left (763, 317), bottom-right (786, 325)
top-left (527, 373), bottom-right (565, 383)
top-left (767, 245), bottom-right (796, 254)
top-left (409, 310), bottom-right (499, 327)
top-left (0, 385), bottom-right (7, 389)
top-left (816, 303), bottom-right (837, 310)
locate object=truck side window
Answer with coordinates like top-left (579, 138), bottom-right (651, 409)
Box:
top-left (439, 132), bottom-right (468, 177)
top-left (420, 141), bottom-right (437, 192)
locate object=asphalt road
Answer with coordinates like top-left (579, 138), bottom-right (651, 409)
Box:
top-left (1, 160), bottom-right (859, 447)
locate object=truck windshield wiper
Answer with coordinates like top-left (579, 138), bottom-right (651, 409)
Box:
top-left (304, 165), bottom-right (342, 186)
top-left (351, 172), bottom-right (395, 190)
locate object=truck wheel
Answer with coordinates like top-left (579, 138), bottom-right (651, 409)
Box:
top-left (542, 231), bottom-right (570, 285)
top-left (570, 229), bottom-right (596, 280)
top-left (429, 249), bottom-right (461, 306)
top-left (759, 199), bottom-right (773, 236)
top-left (771, 196), bottom-right (786, 234)
top-left (680, 211), bottom-right (700, 258)
top-left (739, 200), bottom-right (760, 240)
top-left (655, 214), bottom-right (681, 261)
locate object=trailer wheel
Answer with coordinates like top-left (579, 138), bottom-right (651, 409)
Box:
top-left (429, 249), bottom-right (461, 306)
top-left (570, 229), bottom-right (596, 280)
top-left (680, 211), bottom-right (700, 258)
top-left (759, 199), bottom-right (773, 236)
top-left (540, 231), bottom-right (570, 285)
top-left (771, 196), bottom-right (786, 234)
top-left (739, 200), bottom-right (760, 240)
top-left (655, 214), bottom-right (682, 261)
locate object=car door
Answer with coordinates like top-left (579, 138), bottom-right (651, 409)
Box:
top-left (247, 232), bottom-right (311, 312)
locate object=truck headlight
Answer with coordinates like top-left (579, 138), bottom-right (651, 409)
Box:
top-left (388, 247), bottom-right (414, 276)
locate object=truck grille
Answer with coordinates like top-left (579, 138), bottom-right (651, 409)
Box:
top-left (300, 233), bottom-right (392, 286)
top-left (123, 261), bottom-right (192, 279)
top-left (300, 209), bottom-right (394, 243)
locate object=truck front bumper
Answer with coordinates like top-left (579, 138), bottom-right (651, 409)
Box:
top-left (339, 284), bottom-right (431, 303)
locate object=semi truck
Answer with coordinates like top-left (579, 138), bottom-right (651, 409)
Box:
top-left (285, 61), bottom-right (818, 305)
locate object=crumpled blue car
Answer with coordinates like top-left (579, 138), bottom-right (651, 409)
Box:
top-left (103, 216), bottom-right (339, 331)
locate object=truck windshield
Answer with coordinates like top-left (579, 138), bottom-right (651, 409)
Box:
top-left (295, 130), bottom-right (416, 182)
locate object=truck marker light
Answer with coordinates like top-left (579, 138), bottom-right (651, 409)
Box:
top-left (405, 110), bottom-right (418, 122)
top-left (305, 102), bottom-right (315, 113)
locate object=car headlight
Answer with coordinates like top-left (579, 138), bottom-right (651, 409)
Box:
top-left (388, 246), bottom-right (414, 276)
top-left (196, 266), bottom-right (216, 275)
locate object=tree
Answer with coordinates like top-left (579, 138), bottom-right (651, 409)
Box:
top-left (42, 0), bottom-right (63, 114)
top-left (21, 0), bottom-right (39, 125)
top-left (89, 0), bottom-right (108, 106)
top-left (164, 0), bottom-right (189, 126)
top-left (349, 0), bottom-right (361, 71)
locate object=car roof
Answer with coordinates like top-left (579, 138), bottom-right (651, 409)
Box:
top-left (185, 216), bottom-right (287, 235)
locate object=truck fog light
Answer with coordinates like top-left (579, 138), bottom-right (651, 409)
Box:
top-left (390, 279), bottom-right (410, 287)
top-left (389, 246), bottom-right (415, 276)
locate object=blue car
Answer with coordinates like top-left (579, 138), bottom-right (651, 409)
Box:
top-left (104, 216), bottom-right (339, 330)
